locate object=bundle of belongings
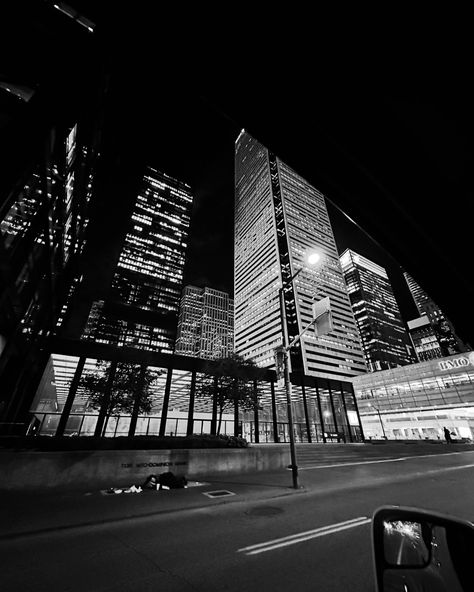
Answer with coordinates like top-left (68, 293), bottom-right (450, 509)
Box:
top-left (143, 472), bottom-right (188, 490)
top-left (104, 485), bottom-right (142, 494)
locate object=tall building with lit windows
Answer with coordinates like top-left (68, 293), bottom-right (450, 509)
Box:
top-left (340, 249), bottom-right (415, 371)
top-left (175, 285), bottom-right (234, 359)
top-left (234, 130), bottom-right (367, 381)
top-left (404, 271), bottom-right (467, 357)
top-left (83, 167), bottom-right (193, 352)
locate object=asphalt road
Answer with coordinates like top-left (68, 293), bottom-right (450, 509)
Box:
top-left (3, 447), bottom-right (474, 592)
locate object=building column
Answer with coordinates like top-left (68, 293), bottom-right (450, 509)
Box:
top-left (234, 398), bottom-right (239, 437)
top-left (270, 380), bottom-right (279, 443)
top-left (94, 361), bottom-right (117, 437)
top-left (339, 381), bottom-right (353, 443)
top-left (350, 382), bottom-right (365, 442)
top-left (253, 380), bottom-right (259, 443)
top-left (159, 367), bottom-right (173, 437)
top-left (186, 371), bottom-right (196, 436)
top-left (210, 375), bottom-right (218, 435)
top-left (55, 357), bottom-right (86, 437)
top-left (301, 380), bottom-right (312, 443)
top-left (328, 381), bottom-right (339, 439)
top-left (315, 381), bottom-right (326, 443)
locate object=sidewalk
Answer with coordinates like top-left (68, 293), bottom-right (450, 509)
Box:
top-left (0, 469), bottom-right (301, 540)
top-left (3, 442), bottom-right (473, 540)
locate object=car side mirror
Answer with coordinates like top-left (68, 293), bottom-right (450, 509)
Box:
top-left (372, 506), bottom-right (474, 591)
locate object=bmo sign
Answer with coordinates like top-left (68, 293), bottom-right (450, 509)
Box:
top-left (439, 353), bottom-right (474, 371)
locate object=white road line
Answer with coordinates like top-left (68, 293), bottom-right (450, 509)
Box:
top-left (299, 450), bottom-right (474, 470)
top-left (238, 517), bottom-right (370, 555)
top-left (408, 463), bottom-right (474, 477)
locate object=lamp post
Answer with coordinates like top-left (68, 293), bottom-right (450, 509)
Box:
top-left (277, 250), bottom-right (324, 489)
top-left (369, 403), bottom-right (387, 440)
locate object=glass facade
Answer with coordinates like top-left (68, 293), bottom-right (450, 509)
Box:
top-left (404, 271), bottom-right (466, 357)
top-left (82, 168), bottom-right (193, 353)
top-left (28, 345), bottom-right (364, 443)
top-left (353, 351), bottom-right (474, 440)
top-left (340, 249), bottom-right (414, 371)
top-left (234, 131), bottom-right (366, 382)
top-left (175, 285), bottom-right (234, 359)
top-left (0, 118), bottom-right (99, 432)
top-left (407, 316), bottom-right (443, 362)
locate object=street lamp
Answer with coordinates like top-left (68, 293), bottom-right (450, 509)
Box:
top-left (276, 249), bottom-right (331, 489)
top-left (369, 403), bottom-right (387, 440)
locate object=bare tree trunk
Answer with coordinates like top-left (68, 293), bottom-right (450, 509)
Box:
top-left (217, 408), bottom-right (223, 435)
top-left (101, 413), bottom-right (110, 437)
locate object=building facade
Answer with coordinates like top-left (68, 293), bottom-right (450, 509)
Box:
top-left (340, 249), bottom-right (415, 371)
top-left (234, 130), bottom-right (366, 382)
top-left (353, 351), bottom-right (474, 440)
top-left (175, 285), bottom-right (234, 359)
top-left (0, 67), bottom-right (103, 432)
top-left (407, 315), bottom-right (444, 362)
top-left (83, 167), bottom-right (193, 353)
top-left (404, 271), bottom-right (466, 357)
top-left (27, 337), bottom-right (365, 443)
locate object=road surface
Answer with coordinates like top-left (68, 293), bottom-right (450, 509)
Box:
top-left (2, 445), bottom-right (474, 591)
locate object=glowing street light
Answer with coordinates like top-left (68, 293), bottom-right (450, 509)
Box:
top-left (276, 249), bottom-right (332, 489)
top-left (306, 252), bottom-right (321, 266)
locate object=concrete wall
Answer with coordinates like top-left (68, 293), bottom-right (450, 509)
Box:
top-left (0, 445), bottom-right (290, 491)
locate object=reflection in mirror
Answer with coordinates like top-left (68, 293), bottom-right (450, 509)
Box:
top-left (373, 507), bottom-right (474, 592)
top-left (383, 520), bottom-right (430, 566)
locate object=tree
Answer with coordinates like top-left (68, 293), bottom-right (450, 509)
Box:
top-left (196, 353), bottom-right (265, 435)
top-left (79, 360), bottom-right (161, 435)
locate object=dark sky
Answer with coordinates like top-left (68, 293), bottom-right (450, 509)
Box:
top-left (7, 4), bottom-right (474, 346)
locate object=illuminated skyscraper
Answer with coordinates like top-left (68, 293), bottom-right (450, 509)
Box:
top-left (407, 315), bottom-right (444, 361)
top-left (340, 249), bottom-right (415, 371)
top-left (0, 20), bottom-right (103, 431)
top-left (234, 130), bottom-right (366, 381)
top-left (175, 285), bottom-right (234, 359)
top-left (83, 167), bottom-right (193, 352)
top-left (404, 271), bottom-right (466, 356)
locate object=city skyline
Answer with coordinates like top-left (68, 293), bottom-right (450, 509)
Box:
top-left (4, 4), bottom-right (474, 353)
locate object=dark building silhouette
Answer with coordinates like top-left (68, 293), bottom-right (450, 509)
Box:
top-left (0, 3), bottom-right (104, 432)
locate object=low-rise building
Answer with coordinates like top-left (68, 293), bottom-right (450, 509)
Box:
top-left (352, 351), bottom-right (474, 440)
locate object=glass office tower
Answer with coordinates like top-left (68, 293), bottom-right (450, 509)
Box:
top-left (340, 249), bottom-right (414, 371)
top-left (404, 271), bottom-right (466, 356)
top-left (234, 130), bottom-right (366, 381)
top-left (407, 315), bottom-right (444, 361)
top-left (175, 285), bottom-right (234, 359)
top-left (83, 167), bottom-right (193, 352)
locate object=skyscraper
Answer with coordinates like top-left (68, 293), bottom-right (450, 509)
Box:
top-left (175, 285), bottom-right (234, 359)
top-left (404, 271), bottom-right (466, 356)
top-left (234, 130), bottom-right (366, 381)
top-left (0, 96), bottom-right (102, 432)
top-left (83, 167), bottom-right (193, 353)
top-left (340, 249), bottom-right (415, 371)
top-left (407, 315), bottom-right (444, 361)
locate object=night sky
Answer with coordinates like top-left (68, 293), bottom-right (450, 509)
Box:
top-left (7, 4), bottom-right (474, 346)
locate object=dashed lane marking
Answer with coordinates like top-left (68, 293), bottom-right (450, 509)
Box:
top-left (237, 516), bottom-right (370, 555)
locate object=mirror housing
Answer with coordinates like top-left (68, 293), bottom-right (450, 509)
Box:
top-left (372, 506), bottom-right (474, 591)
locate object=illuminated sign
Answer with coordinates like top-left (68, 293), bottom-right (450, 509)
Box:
top-left (438, 355), bottom-right (473, 371)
